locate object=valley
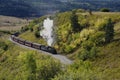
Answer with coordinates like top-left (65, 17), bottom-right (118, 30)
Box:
top-left (0, 8), bottom-right (120, 79)
top-left (0, 0), bottom-right (120, 17)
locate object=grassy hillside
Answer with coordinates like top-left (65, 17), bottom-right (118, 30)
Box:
top-left (54, 11), bottom-right (120, 54)
top-left (0, 34), bottom-right (103, 80)
top-left (53, 10), bottom-right (120, 80)
top-left (19, 16), bottom-right (47, 45)
top-left (0, 34), bottom-right (61, 80)
top-left (1, 10), bottom-right (120, 80)
top-left (19, 10), bottom-right (120, 55)
top-left (18, 10), bottom-right (120, 79)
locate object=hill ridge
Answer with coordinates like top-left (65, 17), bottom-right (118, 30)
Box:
top-left (0, 0), bottom-right (120, 17)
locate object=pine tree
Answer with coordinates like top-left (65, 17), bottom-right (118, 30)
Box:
top-left (70, 10), bottom-right (81, 32)
top-left (105, 18), bottom-right (114, 43)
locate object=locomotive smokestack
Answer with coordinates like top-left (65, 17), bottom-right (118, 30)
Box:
top-left (40, 18), bottom-right (54, 46)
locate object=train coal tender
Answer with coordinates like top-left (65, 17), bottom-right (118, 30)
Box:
top-left (11, 34), bottom-right (57, 54)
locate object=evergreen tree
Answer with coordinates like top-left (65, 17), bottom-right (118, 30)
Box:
top-left (70, 10), bottom-right (81, 32)
top-left (35, 30), bottom-right (40, 38)
top-left (88, 9), bottom-right (92, 15)
top-left (100, 8), bottom-right (110, 12)
top-left (105, 18), bottom-right (114, 43)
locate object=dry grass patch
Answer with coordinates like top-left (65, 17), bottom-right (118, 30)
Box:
top-left (0, 15), bottom-right (29, 31)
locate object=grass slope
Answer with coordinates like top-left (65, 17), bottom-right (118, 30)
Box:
top-left (19, 16), bottom-right (47, 45)
top-left (0, 34), bottom-right (61, 80)
top-left (19, 30), bottom-right (47, 45)
top-left (1, 10), bottom-right (120, 80)
top-left (53, 11), bottom-right (120, 80)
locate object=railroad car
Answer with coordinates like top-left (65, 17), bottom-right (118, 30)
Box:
top-left (25, 41), bottom-right (32, 47)
top-left (11, 34), bottom-right (57, 54)
top-left (32, 43), bottom-right (41, 49)
top-left (18, 38), bottom-right (25, 45)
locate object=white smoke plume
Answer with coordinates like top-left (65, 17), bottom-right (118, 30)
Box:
top-left (40, 18), bottom-right (54, 46)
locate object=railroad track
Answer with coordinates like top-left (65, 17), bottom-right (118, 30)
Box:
top-left (9, 36), bottom-right (72, 65)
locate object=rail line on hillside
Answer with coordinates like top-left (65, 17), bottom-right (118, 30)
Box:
top-left (9, 36), bottom-right (72, 65)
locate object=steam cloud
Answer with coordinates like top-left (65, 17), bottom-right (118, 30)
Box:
top-left (40, 18), bottom-right (54, 46)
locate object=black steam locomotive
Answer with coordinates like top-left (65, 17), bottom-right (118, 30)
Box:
top-left (11, 34), bottom-right (57, 54)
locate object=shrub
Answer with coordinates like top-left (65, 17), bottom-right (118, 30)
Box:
top-left (0, 41), bottom-right (8, 51)
top-left (36, 59), bottom-right (61, 80)
top-left (18, 52), bottom-right (37, 80)
top-left (100, 8), bottom-right (110, 12)
top-left (95, 19), bottom-right (107, 31)
top-left (78, 48), bottom-right (90, 61)
top-left (94, 18), bottom-right (114, 43)
top-left (21, 26), bottom-right (29, 32)
top-left (52, 60), bottom-right (103, 80)
top-left (17, 52), bottom-right (61, 80)
top-left (64, 45), bottom-right (73, 53)
top-left (89, 31), bottom-right (105, 45)
top-left (81, 41), bottom-right (94, 51)
top-left (78, 41), bottom-right (98, 60)
top-left (89, 46), bottom-right (98, 59)
top-left (0, 30), bottom-right (11, 34)
top-left (30, 27), bottom-right (33, 32)
top-left (35, 31), bottom-right (40, 38)
top-left (80, 29), bottom-right (95, 41)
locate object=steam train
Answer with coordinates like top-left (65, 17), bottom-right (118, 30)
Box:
top-left (11, 33), bottom-right (57, 54)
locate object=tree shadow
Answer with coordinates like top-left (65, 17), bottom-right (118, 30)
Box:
top-left (113, 38), bottom-right (120, 42)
